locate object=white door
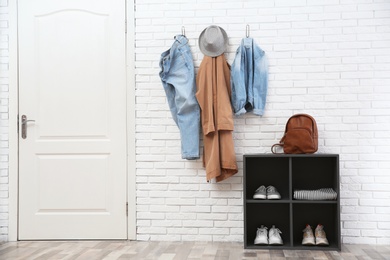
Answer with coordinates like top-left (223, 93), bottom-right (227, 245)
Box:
top-left (18, 0), bottom-right (127, 239)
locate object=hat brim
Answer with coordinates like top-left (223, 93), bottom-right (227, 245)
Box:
top-left (198, 26), bottom-right (228, 57)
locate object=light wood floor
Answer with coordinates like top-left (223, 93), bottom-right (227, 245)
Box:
top-left (0, 241), bottom-right (389, 260)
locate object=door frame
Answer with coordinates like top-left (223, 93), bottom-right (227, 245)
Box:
top-left (8, 0), bottom-right (136, 241)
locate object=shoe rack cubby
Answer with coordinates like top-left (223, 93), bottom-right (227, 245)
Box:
top-left (243, 154), bottom-right (340, 251)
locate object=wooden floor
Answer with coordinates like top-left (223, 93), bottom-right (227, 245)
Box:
top-left (0, 241), bottom-right (389, 260)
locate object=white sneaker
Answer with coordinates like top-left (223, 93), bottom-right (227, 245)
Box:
top-left (254, 225), bottom-right (268, 245)
top-left (253, 185), bottom-right (266, 199)
top-left (302, 224), bottom-right (315, 245)
top-left (268, 225), bottom-right (283, 245)
top-left (266, 186), bottom-right (281, 200)
top-left (315, 224), bottom-right (329, 246)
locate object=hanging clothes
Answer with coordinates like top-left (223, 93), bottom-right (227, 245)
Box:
top-left (231, 37), bottom-right (269, 116)
top-left (159, 35), bottom-right (200, 160)
top-left (196, 55), bottom-right (238, 182)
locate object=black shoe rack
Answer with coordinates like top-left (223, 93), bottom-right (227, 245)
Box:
top-left (243, 154), bottom-right (341, 251)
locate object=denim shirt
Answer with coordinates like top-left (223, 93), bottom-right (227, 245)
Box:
top-left (231, 38), bottom-right (268, 116)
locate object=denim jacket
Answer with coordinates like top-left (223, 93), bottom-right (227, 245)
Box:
top-left (231, 37), bottom-right (268, 116)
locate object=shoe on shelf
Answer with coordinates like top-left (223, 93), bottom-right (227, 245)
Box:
top-left (268, 225), bottom-right (283, 245)
top-left (302, 224), bottom-right (315, 245)
top-left (266, 186), bottom-right (281, 199)
top-left (315, 224), bottom-right (329, 246)
top-left (254, 225), bottom-right (268, 245)
top-left (253, 185), bottom-right (266, 199)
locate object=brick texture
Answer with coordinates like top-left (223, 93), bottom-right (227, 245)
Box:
top-left (0, 0), bottom-right (9, 242)
top-left (134, 0), bottom-right (390, 244)
top-left (1, 0), bottom-right (390, 244)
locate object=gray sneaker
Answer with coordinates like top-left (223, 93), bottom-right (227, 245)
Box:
top-left (302, 224), bottom-right (315, 245)
top-left (266, 186), bottom-right (281, 199)
top-left (315, 224), bottom-right (329, 246)
top-left (268, 225), bottom-right (283, 245)
top-left (253, 185), bottom-right (266, 199)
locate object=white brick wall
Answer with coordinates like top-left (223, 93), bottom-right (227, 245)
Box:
top-left (0, 0), bottom-right (9, 242)
top-left (1, 0), bottom-right (390, 245)
top-left (135, 0), bottom-right (390, 245)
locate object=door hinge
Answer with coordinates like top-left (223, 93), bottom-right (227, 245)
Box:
top-left (126, 202), bottom-right (128, 216)
top-left (17, 114), bottom-right (19, 133)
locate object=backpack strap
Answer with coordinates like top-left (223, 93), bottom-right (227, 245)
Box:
top-left (271, 143), bottom-right (284, 154)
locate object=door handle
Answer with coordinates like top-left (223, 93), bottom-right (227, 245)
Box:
top-left (21, 115), bottom-right (35, 139)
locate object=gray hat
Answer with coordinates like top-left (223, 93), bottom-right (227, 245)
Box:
top-left (198, 25), bottom-right (228, 57)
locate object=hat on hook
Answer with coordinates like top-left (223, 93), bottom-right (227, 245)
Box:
top-left (198, 25), bottom-right (228, 57)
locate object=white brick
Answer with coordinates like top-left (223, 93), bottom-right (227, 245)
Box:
top-left (291, 20), bottom-right (323, 30)
top-left (377, 238), bottom-right (390, 245)
top-left (309, 13), bottom-right (341, 20)
top-left (341, 214), bottom-right (359, 221)
top-left (343, 236), bottom-right (377, 245)
top-left (137, 212), bottom-right (165, 220)
top-left (275, 0), bottom-right (306, 7)
top-left (359, 214), bottom-right (390, 222)
top-left (197, 213), bottom-right (227, 221)
top-left (179, 191), bottom-right (209, 198)
top-left (341, 199), bottom-right (359, 205)
top-left (376, 207), bottom-right (390, 214)
top-left (168, 183), bottom-right (199, 191)
top-left (341, 176), bottom-right (374, 184)
top-left (167, 227), bottom-right (197, 235)
top-left (149, 205), bottom-right (179, 213)
top-left (308, 0), bottom-right (339, 5)
top-left (199, 228), bottom-right (229, 235)
top-left (166, 213), bottom-right (196, 220)
top-left (342, 11), bottom-right (374, 19)
top-left (182, 220), bottom-right (213, 228)
top-left (375, 11), bottom-right (390, 18)
top-left (341, 229), bottom-right (361, 236)
top-left (344, 221), bottom-right (377, 229)
top-left (138, 227), bottom-right (167, 234)
top-left (228, 213), bottom-right (243, 221)
top-left (230, 228), bottom-right (244, 235)
top-left (212, 206), bottom-right (242, 213)
top-left (181, 206), bottom-right (210, 213)
top-left (342, 206), bottom-right (375, 214)
top-left (165, 198), bottom-right (195, 205)
top-left (362, 229), bottom-right (390, 237)
top-left (151, 220), bottom-right (182, 227)
top-left (277, 14), bottom-right (309, 22)
top-left (291, 6), bottom-right (324, 14)
top-left (214, 221), bottom-right (243, 228)
top-left (362, 184), bottom-right (390, 191)
top-left (149, 191), bottom-right (180, 198)
top-left (378, 222), bottom-right (390, 229)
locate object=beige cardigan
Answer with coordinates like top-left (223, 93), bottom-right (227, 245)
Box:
top-left (196, 55), bottom-right (238, 182)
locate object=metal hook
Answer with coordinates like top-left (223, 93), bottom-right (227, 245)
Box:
top-left (246, 24), bottom-right (250, 38)
top-left (181, 26), bottom-right (185, 37)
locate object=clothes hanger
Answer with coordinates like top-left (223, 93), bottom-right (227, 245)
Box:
top-left (246, 24), bottom-right (250, 38)
top-left (181, 26), bottom-right (186, 37)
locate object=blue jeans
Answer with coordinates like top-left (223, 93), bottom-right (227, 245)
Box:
top-left (231, 37), bottom-right (269, 116)
top-left (159, 35), bottom-right (200, 160)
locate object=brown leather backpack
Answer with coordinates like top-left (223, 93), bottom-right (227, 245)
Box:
top-left (272, 114), bottom-right (318, 154)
